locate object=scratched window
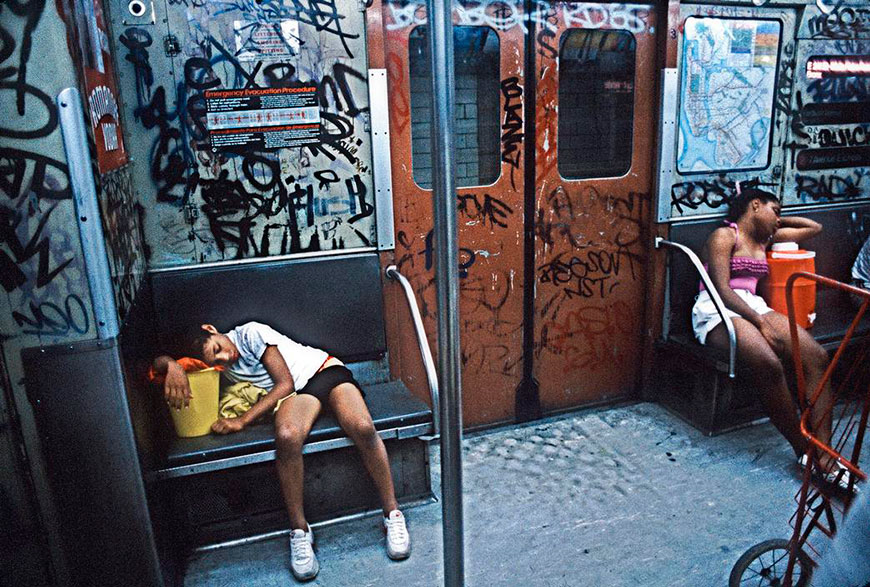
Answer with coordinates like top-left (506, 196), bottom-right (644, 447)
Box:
top-left (558, 29), bottom-right (636, 179)
top-left (409, 26), bottom-right (500, 189)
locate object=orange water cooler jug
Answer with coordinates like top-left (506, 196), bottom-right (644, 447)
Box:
top-left (764, 242), bottom-right (816, 328)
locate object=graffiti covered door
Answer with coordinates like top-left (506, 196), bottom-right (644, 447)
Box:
top-left (533, 5), bottom-right (656, 411)
top-left (383, 2), bottom-right (657, 425)
top-left (383, 1), bottom-right (527, 427)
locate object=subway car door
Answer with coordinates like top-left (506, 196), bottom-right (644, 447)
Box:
top-left (533, 5), bottom-right (657, 411)
top-left (381, 2), bottom-right (657, 426)
top-left (534, 3), bottom-right (656, 411)
top-left (383, 1), bottom-right (527, 427)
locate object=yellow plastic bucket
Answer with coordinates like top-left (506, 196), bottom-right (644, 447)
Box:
top-left (170, 368), bottom-right (220, 437)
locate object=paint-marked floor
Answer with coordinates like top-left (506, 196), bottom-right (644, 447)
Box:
top-left (184, 402), bottom-right (824, 586)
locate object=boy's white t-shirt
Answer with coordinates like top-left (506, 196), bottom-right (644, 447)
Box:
top-left (224, 322), bottom-right (328, 391)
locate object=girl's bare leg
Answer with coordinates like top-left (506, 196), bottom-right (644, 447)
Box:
top-left (707, 318), bottom-right (807, 457)
top-left (763, 313), bottom-right (835, 461)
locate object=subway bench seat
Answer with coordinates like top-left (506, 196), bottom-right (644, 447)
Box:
top-left (652, 205), bottom-right (870, 436)
top-left (132, 253), bottom-right (435, 564)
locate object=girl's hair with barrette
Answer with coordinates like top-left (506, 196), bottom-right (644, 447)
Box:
top-left (727, 184), bottom-right (779, 222)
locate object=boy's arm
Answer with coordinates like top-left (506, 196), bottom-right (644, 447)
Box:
top-left (211, 346), bottom-right (295, 434)
top-left (153, 355), bottom-right (192, 410)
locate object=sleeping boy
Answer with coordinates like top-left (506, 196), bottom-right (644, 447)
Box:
top-left (152, 321), bottom-right (411, 581)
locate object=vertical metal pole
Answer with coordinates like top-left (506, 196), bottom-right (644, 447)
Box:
top-left (424, 0), bottom-right (464, 584)
top-left (57, 87), bottom-right (120, 340)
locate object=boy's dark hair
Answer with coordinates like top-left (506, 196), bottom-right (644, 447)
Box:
top-left (185, 325), bottom-right (211, 361)
top-left (727, 187), bottom-right (779, 222)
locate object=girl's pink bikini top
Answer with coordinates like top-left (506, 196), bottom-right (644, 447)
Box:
top-left (700, 222), bottom-right (769, 295)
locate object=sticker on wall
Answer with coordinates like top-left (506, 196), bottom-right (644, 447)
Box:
top-left (233, 19), bottom-right (301, 61)
top-left (205, 86), bottom-right (320, 150)
top-left (73, 0), bottom-right (128, 173)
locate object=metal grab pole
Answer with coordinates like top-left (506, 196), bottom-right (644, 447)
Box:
top-left (424, 0), bottom-right (464, 584)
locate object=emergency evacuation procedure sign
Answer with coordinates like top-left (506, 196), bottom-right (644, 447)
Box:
top-left (204, 87), bottom-right (320, 151)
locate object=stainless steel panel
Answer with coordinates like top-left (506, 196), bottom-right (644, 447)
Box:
top-left (656, 68), bottom-right (679, 223)
top-left (57, 88), bottom-right (120, 340)
top-left (369, 69), bottom-right (396, 251)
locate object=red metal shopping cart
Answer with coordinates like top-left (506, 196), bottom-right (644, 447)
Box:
top-left (729, 273), bottom-right (870, 587)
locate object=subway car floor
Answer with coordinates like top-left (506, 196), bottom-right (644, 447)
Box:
top-left (184, 402), bottom-right (825, 587)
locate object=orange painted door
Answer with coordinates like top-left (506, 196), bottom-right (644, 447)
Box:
top-left (383, 1), bottom-right (527, 427)
top-left (533, 4), bottom-right (657, 411)
top-left (380, 1), bottom-right (657, 426)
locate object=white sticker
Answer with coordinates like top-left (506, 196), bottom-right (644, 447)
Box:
top-left (233, 19), bottom-right (300, 62)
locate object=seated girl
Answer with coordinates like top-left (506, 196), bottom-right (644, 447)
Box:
top-left (692, 188), bottom-right (843, 482)
top-left (152, 321), bottom-right (411, 582)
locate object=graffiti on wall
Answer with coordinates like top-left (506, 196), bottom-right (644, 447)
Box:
top-left (806, 4), bottom-right (870, 40)
top-left (98, 169), bottom-right (145, 321)
top-left (785, 35), bottom-right (870, 204)
top-left (111, 0), bottom-right (376, 265)
top-left (386, 0), bottom-right (651, 35)
top-left (1, 0), bottom-right (94, 341)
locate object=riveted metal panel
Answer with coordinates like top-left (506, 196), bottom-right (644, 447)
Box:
top-left (369, 69), bottom-right (397, 250)
top-left (656, 68), bottom-right (680, 223)
top-left (108, 0), bottom-right (378, 267)
top-left (658, 5), bottom-right (797, 221)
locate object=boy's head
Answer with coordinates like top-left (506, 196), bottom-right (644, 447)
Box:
top-left (187, 324), bottom-right (239, 366)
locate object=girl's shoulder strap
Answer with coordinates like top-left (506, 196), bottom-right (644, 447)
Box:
top-left (723, 220), bottom-right (739, 248)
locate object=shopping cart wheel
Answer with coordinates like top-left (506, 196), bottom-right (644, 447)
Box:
top-left (729, 539), bottom-right (812, 587)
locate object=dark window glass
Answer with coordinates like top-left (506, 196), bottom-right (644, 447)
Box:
top-left (409, 26), bottom-right (500, 189)
top-left (558, 29), bottom-right (636, 179)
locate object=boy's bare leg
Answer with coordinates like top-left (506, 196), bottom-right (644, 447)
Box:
top-left (329, 383), bottom-right (399, 514)
top-left (274, 394), bottom-right (322, 530)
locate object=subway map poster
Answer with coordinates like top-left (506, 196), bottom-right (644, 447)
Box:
top-left (678, 18), bottom-right (781, 173)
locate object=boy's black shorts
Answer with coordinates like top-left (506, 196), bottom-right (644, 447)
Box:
top-left (298, 365), bottom-right (364, 403)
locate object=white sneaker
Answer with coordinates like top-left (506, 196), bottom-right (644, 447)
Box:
top-left (289, 527), bottom-right (319, 581)
top-left (384, 510), bottom-right (411, 560)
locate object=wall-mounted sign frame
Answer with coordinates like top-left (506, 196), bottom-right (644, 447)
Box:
top-left (205, 86), bottom-right (320, 151)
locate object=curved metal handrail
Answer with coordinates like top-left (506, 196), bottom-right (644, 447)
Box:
top-left (655, 237), bottom-right (737, 378)
top-left (385, 265), bottom-right (441, 436)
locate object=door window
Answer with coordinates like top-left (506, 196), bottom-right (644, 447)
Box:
top-left (558, 29), bottom-right (637, 180)
top-left (409, 25), bottom-right (501, 189)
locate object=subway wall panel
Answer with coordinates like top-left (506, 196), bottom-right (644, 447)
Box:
top-left (108, 0), bottom-right (379, 267)
top-left (0, 0), bottom-right (101, 583)
top-left (656, 4), bottom-right (797, 221)
top-left (785, 3), bottom-right (870, 205)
